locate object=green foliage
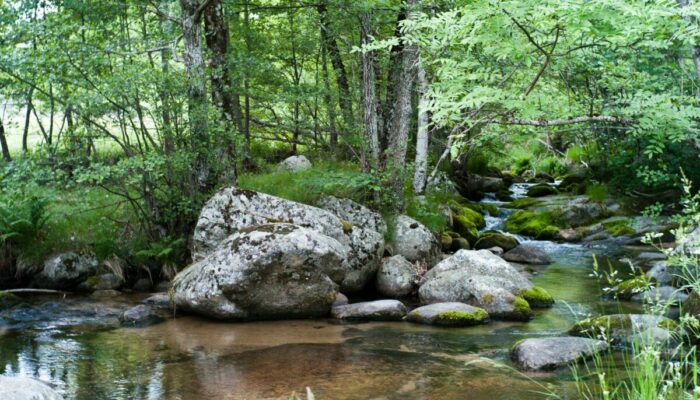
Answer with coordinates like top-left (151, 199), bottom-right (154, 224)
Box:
top-left (586, 184), bottom-right (609, 202)
top-left (602, 219), bottom-right (635, 237)
top-left (0, 196), bottom-right (49, 247)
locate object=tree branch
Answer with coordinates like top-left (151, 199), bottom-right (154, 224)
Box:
top-left (496, 115), bottom-right (627, 127)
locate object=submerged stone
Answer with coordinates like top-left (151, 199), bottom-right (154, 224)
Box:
top-left (512, 337), bottom-right (607, 371)
top-left (331, 300), bottom-right (407, 321)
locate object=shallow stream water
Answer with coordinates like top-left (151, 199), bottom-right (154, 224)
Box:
top-left (0, 184), bottom-right (646, 400)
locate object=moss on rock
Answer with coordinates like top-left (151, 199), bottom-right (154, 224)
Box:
top-left (474, 232), bottom-right (519, 251)
top-left (505, 198), bottom-right (542, 209)
top-left (527, 184), bottom-right (559, 197)
top-left (512, 296), bottom-right (533, 321)
top-left (602, 219), bottom-right (635, 237)
top-left (504, 210), bottom-right (559, 240)
top-left (518, 286), bottom-right (554, 308)
top-left (613, 277), bottom-right (649, 300)
top-left (435, 309), bottom-right (489, 325)
top-left (450, 204), bottom-right (485, 245)
top-left (441, 233), bottom-right (453, 252)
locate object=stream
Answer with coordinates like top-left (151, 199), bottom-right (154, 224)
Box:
top-left (0, 184), bottom-right (647, 400)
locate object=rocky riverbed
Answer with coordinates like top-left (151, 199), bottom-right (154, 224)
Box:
top-left (0, 168), bottom-right (688, 400)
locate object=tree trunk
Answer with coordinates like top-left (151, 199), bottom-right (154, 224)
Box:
top-left (321, 43), bottom-right (337, 147)
top-left (360, 11), bottom-right (379, 171)
top-left (413, 57), bottom-right (429, 194)
top-left (380, 8), bottom-right (407, 154)
top-left (0, 117), bottom-right (11, 162)
top-left (678, 0), bottom-right (700, 83)
top-left (179, 0), bottom-right (211, 193)
top-left (204, 0), bottom-right (240, 183)
top-left (318, 1), bottom-right (353, 140)
top-left (22, 88), bottom-right (33, 153)
top-left (385, 0), bottom-right (420, 209)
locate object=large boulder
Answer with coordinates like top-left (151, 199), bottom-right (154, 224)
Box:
top-left (317, 195), bottom-right (387, 234)
top-left (331, 300), bottom-right (407, 321)
top-left (34, 252), bottom-right (98, 289)
top-left (192, 187), bottom-right (347, 261)
top-left (173, 224), bottom-right (348, 320)
top-left (503, 245), bottom-right (552, 265)
top-left (512, 337), bottom-right (608, 371)
top-left (391, 215), bottom-right (440, 265)
top-left (0, 376), bottom-right (63, 400)
top-left (406, 302), bottom-right (489, 326)
top-left (376, 255), bottom-right (415, 298)
top-left (277, 155), bottom-right (312, 172)
top-left (418, 250), bottom-right (538, 320)
top-left (191, 188), bottom-right (382, 292)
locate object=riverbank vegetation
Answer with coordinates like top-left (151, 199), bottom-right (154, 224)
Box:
top-left (2, 0), bottom-right (700, 398)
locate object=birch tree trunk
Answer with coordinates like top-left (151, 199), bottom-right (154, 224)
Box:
top-left (179, 0), bottom-right (211, 193)
top-left (360, 11), bottom-right (379, 171)
top-left (413, 57), bottom-right (429, 194)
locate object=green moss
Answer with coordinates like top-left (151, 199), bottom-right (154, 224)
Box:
top-left (474, 233), bottom-right (519, 251)
top-left (602, 219), bottom-right (635, 237)
top-left (512, 296), bottom-right (533, 320)
top-left (435, 309), bottom-right (489, 326)
top-left (340, 219), bottom-right (354, 234)
top-left (450, 204), bottom-right (484, 245)
top-left (504, 210), bottom-right (560, 240)
top-left (614, 277), bottom-right (649, 300)
top-left (505, 198), bottom-right (542, 209)
top-left (85, 275), bottom-right (100, 288)
top-left (440, 233), bottom-right (453, 251)
top-left (482, 293), bottom-right (494, 305)
top-left (518, 286), bottom-right (554, 308)
top-left (527, 184), bottom-right (559, 197)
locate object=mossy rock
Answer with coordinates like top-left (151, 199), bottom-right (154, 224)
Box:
top-left (613, 277), bottom-right (649, 300)
top-left (451, 237), bottom-right (471, 251)
top-left (511, 296), bottom-right (533, 321)
top-left (450, 203), bottom-right (486, 229)
top-left (602, 219), bottom-right (635, 237)
top-left (505, 198), bottom-right (542, 209)
top-left (569, 314), bottom-right (675, 342)
top-left (435, 309), bottom-right (489, 325)
top-left (441, 233), bottom-right (453, 252)
top-left (527, 184), bottom-right (559, 197)
top-left (518, 286), bottom-right (554, 308)
top-left (407, 303), bottom-right (490, 327)
top-left (0, 291), bottom-right (20, 310)
top-left (560, 173), bottom-right (588, 189)
top-left (474, 232), bottom-right (519, 251)
top-left (504, 210), bottom-right (559, 240)
top-left (495, 190), bottom-right (513, 202)
top-left (451, 205), bottom-right (484, 245)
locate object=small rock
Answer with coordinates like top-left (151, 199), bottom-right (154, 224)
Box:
top-left (486, 246), bottom-right (504, 256)
top-left (35, 252), bottom-right (98, 290)
top-left (277, 155), bottom-right (312, 172)
top-left (503, 245), bottom-right (552, 265)
top-left (527, 184), bottom-right (558, 197)
top-left (631, 286), bottom-right (687, 305)
top-left (391, 215), bottom-right (440, 265)
top-left (141, 293), bottom-right (171, 308)
top-left (512, 337), bottom-right (608, 371)
top-left (0, 376), bottom-right (64, 400)
top-left (331, 300), bottom-right (406, 321)
top-left (406, 302), bottom-right (489, 327)
top-left (646, 262), bottom-right (674, 286)
top-left (376, 255), bottom-right (415, 298)
top-left (119, 305), bottom-right (164, 327)
top-left (132, 278), bottom-right (152, 292)
top-left (91, 290), bottom-right (122, 298)
top-left (332, 293), bottom-right (349, 307)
